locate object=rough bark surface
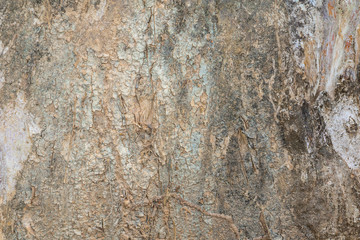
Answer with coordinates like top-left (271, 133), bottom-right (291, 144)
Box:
top-left (1, 0), bottom-right (360, 239)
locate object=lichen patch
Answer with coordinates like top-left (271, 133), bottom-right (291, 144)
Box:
top-left (0, 93), bottom-right (40, 204)
top-left (324, 97), bottom-right (360, 170)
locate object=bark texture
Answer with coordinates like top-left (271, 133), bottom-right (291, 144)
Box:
top-left (1, 0), bottom-right (360, 239)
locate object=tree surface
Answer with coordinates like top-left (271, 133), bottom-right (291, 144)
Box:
top-left (1, 0), bottom-right (360, 239)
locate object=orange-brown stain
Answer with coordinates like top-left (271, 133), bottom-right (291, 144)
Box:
top-left (303, 40), bottom-right (317, 88)
top-left (328, 1), bottom-right (336, 18)
top-left (345, 35), bottom-right (353, 52)
top-left (322, 43), bottom-right (329, 57)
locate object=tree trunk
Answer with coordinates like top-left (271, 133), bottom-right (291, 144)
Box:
top-left (1, 0), bottom-right (360, 239)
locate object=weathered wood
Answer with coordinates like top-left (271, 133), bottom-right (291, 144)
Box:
top-left (1, 0), bottom-right (360, 239)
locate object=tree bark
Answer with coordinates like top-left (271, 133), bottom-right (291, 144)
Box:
top-left (1, 0), bottom-right (360, 239)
